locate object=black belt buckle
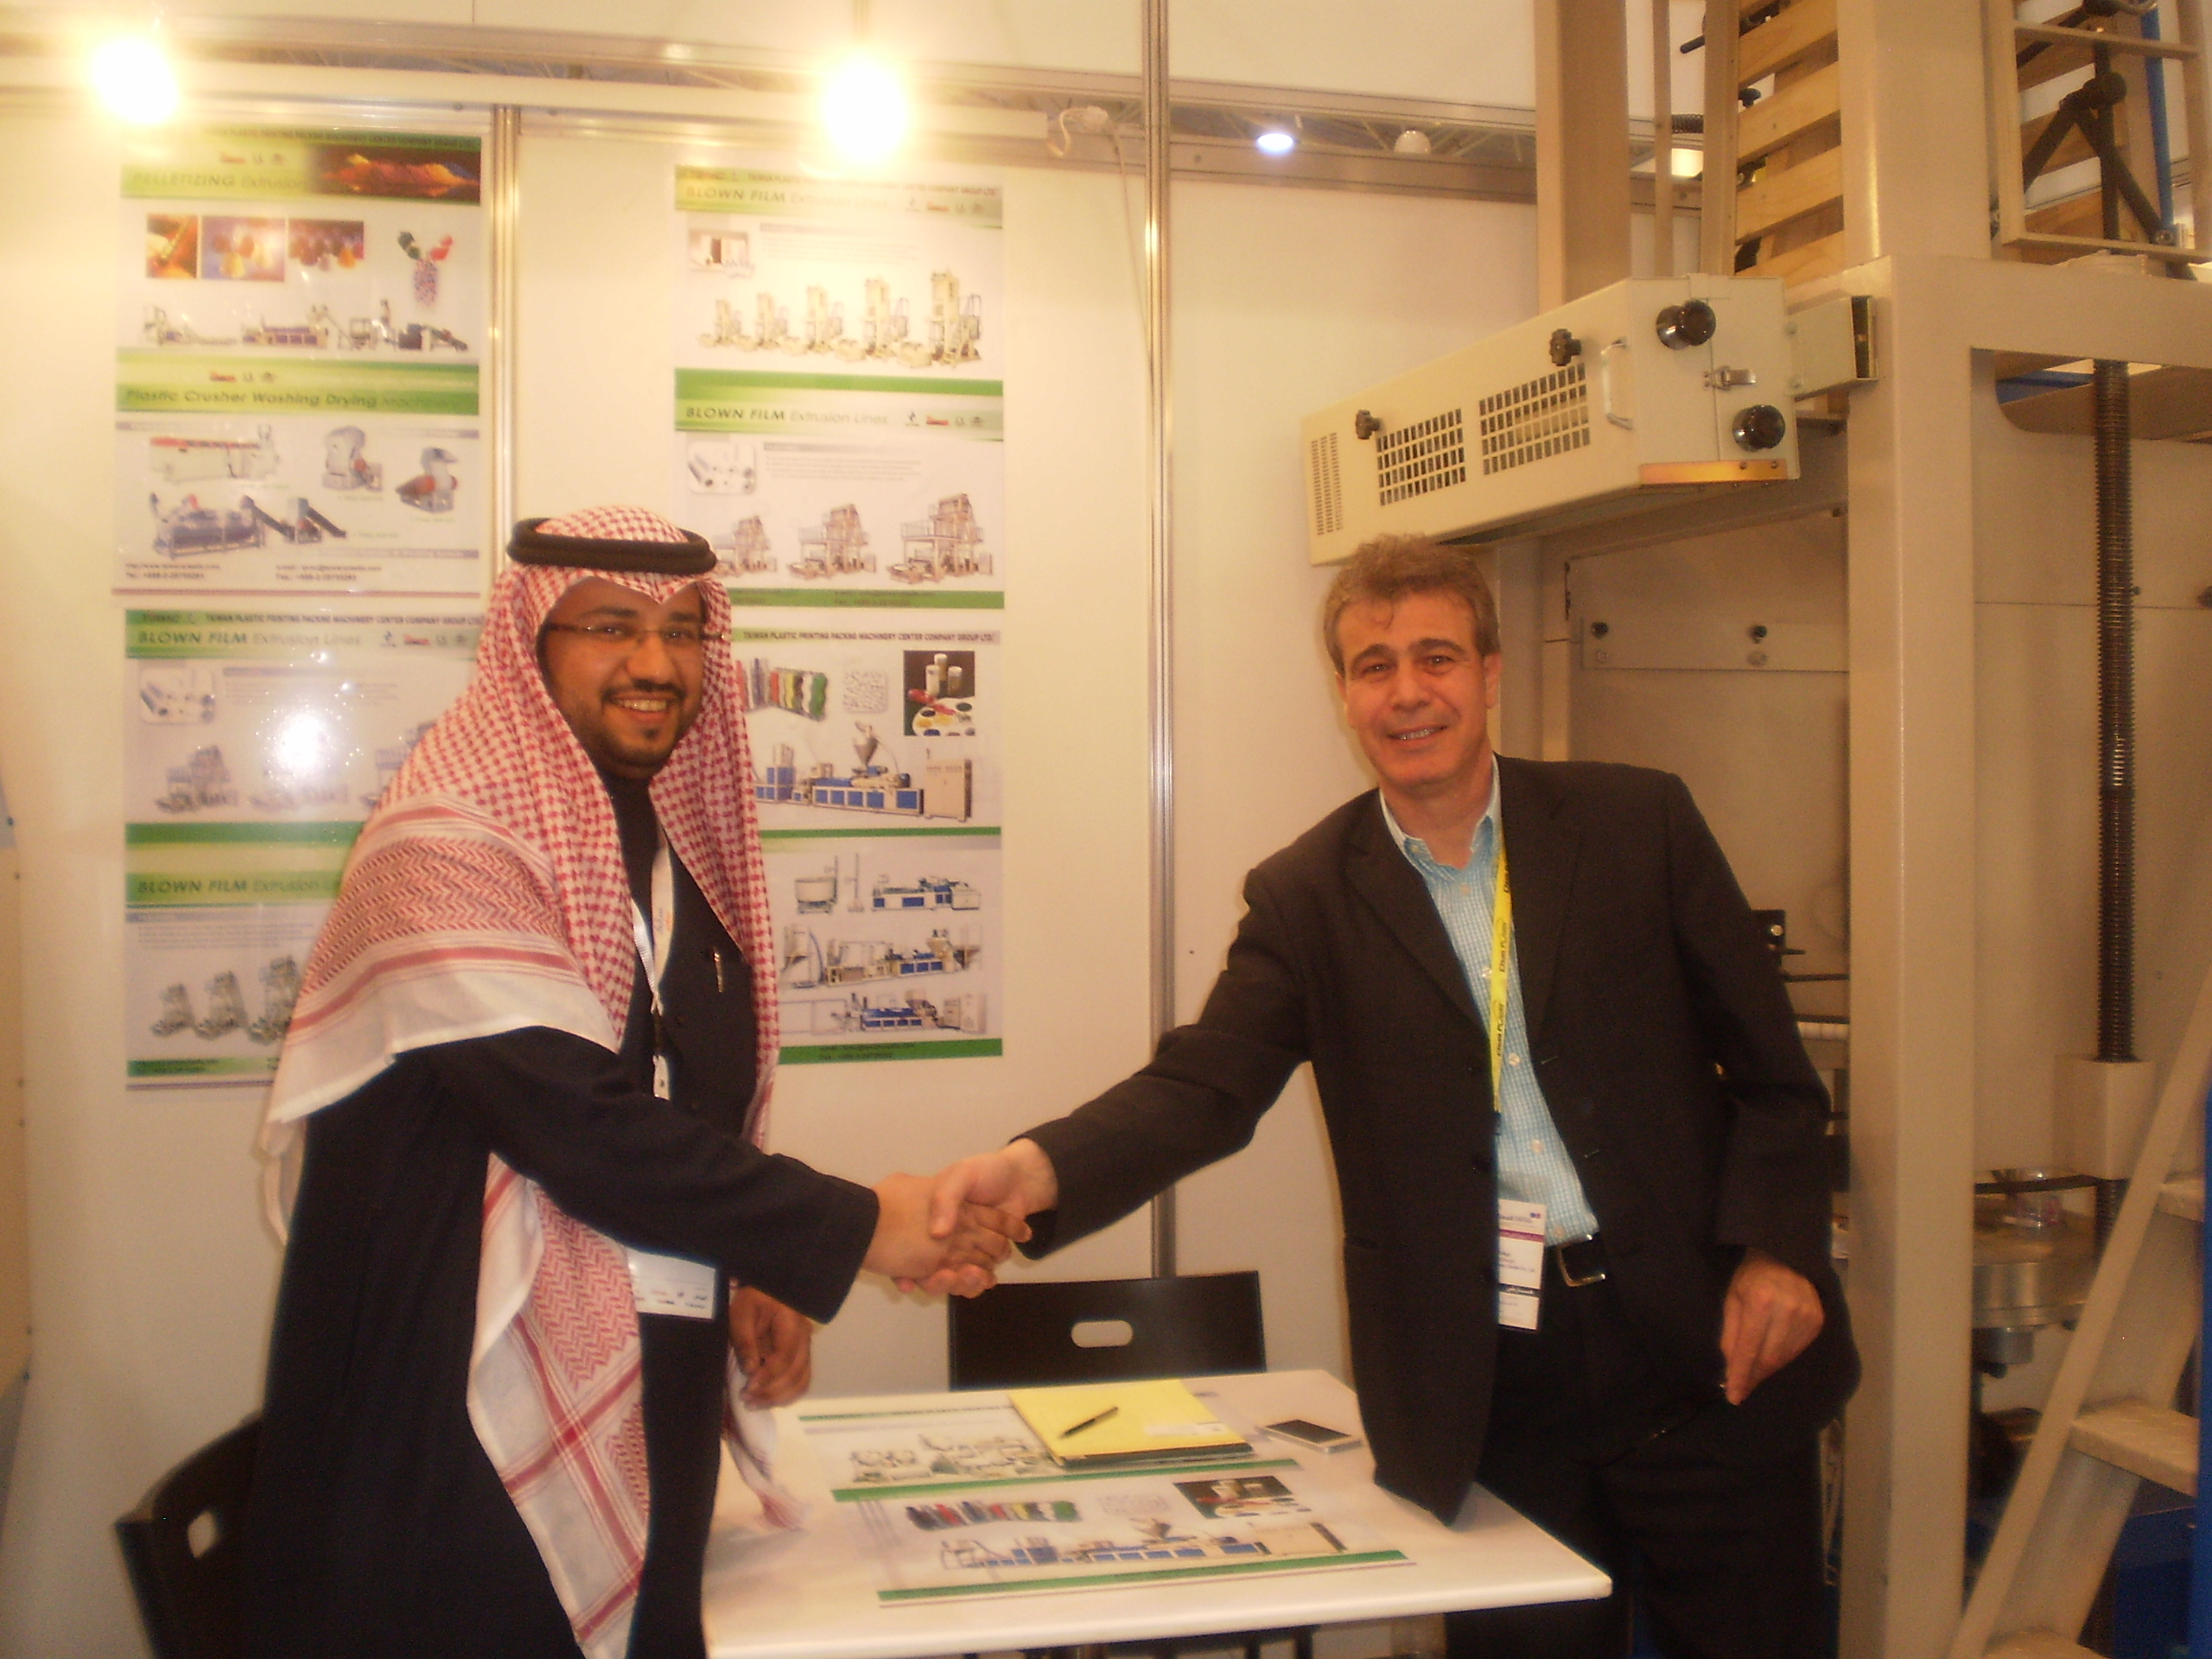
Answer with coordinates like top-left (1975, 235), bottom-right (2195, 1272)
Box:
top-left (1554, 1233), bottom-right (1608, 1287)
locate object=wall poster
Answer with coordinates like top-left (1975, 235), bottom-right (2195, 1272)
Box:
top-left (741, 623), bottom-right (1001, 1063)
top-left (671, 158), bottom-right (1003, 611)
top-left (116, 125), bottom-right (488, 596)
top-left (124, 608), bottom-right (480, 1086)
top-left (677, 154), bottom-right (1008, 1064)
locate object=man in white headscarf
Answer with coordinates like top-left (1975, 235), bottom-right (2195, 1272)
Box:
top-left (244, 506), bottom-right (1019, 1659)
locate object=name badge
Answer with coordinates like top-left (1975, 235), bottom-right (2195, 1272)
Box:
top-left (626, 1248), bottom-right (716, 1319)
top-left (1497, 1199), bottom-right (1546, 1332)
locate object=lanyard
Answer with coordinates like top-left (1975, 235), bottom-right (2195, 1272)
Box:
top-left (1486, 837), bottom-right (1511, 1111)
top-left (622, 833), bottom-right (718, 1318)
top-left (629, 834), bottom-right (676, 1101)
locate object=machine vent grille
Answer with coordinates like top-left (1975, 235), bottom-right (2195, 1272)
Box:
top-left (1478, 363), bottom-right (1590, 475)
top-left (1376, 410), bottom-right (1466, 506)
top-left (1308, 431), bottom-right (1343, 537)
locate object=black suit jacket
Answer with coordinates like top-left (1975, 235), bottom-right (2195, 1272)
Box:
top-left (1022, 757), bottom-right (1857, 1522)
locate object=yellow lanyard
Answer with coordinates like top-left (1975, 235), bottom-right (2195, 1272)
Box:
top-left (1487, 837), bottom-right (1511, 1111)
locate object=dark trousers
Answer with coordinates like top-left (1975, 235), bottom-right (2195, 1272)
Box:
top-left (1446, 1256), bottom-right (1831, 1659)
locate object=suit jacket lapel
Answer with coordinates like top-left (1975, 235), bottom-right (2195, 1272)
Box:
top-left (1497, 756), bottom-right (1579, 1048)
top-left (1344, 791), bottom-right (1484, 1033)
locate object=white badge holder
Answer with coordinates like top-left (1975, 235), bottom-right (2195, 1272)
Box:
top-left (1497, 1198), bottom-right (1546, 1331)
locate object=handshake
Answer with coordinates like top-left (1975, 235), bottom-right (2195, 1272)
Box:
top-left (860, 1137), bottom-right (1065, 1298)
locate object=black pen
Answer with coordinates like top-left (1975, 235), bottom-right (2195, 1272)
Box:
top-left (1060, 1405), bottom-right (1121, 1437)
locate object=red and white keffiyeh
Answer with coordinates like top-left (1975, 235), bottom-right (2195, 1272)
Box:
top-left (266, 507), bottom-right (789, 1659)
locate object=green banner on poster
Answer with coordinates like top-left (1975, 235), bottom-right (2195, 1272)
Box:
top-left (677, 369), bottom-right (1001, 437)
top-left (118, 353), bottom-right (479, 416)
top-left (676, 166), bottom-right (1001, 226)
top-left (124, 129), bottom-right (482, 204)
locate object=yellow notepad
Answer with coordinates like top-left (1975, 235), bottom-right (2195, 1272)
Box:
top-left (1007, 1378), bottom-right (1254, 1469)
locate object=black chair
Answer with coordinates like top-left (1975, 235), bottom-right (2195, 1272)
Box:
top-left (116, 1414), bottom-right (259, 1659)
top-left (948, 1275), bottom-right (1309, 1659)
top-left (948, 1271), bottom-right (1266, 1390)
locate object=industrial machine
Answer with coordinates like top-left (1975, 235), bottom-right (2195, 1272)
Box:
top-left (1300, 274), bottom-right (1866, 557)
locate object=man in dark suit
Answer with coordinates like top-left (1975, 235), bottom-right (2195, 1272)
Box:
top-left (924, 534), bottom-right (1854, 1657)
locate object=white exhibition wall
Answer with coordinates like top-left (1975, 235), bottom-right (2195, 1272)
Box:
top-left (97, 0), bottom-right (1707, 121)
top-left (0, 94), bottom-right (1544, 1656)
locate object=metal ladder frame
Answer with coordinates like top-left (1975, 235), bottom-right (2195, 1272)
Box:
top-left (1948, 957), bottom-right (2212, 1656)
top-left (1983, 0), bottom-right (2212, 266)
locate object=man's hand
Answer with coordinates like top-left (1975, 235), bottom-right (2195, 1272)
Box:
top-left (901, 1140), bottom-right (1063, 1297)
top-left (1720, 1249), bottom-right (1824, 1405)
top-left (865, 1172), bottom-right (1027, 1297)
top-left (728, 1285), bottom-right (812, 1408)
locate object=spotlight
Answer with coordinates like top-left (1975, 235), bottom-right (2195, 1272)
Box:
top-left (1255, 130), bottom-right (1296, 156)
top-left (823, 55), bottom-right (909, 162)
top-left (92, 34), bottom-right (179, 125)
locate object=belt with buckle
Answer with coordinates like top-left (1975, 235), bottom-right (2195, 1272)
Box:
top-left (1550, 1233), bottom-right (1609, 1287)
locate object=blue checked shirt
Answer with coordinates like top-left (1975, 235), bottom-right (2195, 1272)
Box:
top-left (1379, 767), bottom-right (1599, 1244)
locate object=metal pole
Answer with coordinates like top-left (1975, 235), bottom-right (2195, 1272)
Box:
top-left (1652, 0), bottom-right (1675, 277)
top-left (1142, 0), bottom-right (1178, 1280)
top-left (2094, 358), bottom-right (2134, 1067)
top-left (487, 105), bottom-right (519, 580)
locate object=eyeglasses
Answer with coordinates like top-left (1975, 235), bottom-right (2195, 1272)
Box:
top-left (543, 621), bottom-right (730, 652)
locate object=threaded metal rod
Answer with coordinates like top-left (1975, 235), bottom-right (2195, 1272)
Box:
top-left (2094, 358), bottom-right (2136, 1064)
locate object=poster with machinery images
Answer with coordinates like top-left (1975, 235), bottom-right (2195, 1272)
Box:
top-left (124, 607), bottom-right (480, 1086)
top-left (797, 1399), bottom-right (1407, 1605)
top-left (116, 125), bottom-right (486, 595)
top-left (739, 622), bottom-right (1000, 1062)
top-left (672, 158), bottom-right (1003, 611)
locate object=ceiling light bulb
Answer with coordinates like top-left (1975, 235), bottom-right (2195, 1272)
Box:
top-left (823, 56), bottom-right (909, 162)
top-left (92, 35), bottom-right (179, 125)
top-left (1255, 130), bottom-right (1296, 156)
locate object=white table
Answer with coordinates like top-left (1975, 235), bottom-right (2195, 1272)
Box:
top-left (702, 1370), bottom-right (1609, 1658)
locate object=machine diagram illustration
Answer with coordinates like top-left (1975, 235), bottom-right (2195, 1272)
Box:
top-left (754, 728), bottom-right (973, 821)
top-left (889, 494), bottom-right (991, 584)
top-left (791, 855), bottom-right (982, 916)
top-left (149, 954), bottom-right (301, 1046)
top-left (779, 922), bottom-right (981, 989)
top-left (148, 493), bottom-right (348, 557)
top-left (149, 426), bottom-right (281, 484)
top-left (698, 271), bottom-right (982, 369)
top-left (397, 446), bottom-right (460, 512)
top-left (717, 516), bottom-right (774, 575)
top-left (120, 420), bottom-right (486, 592)
top-left (154, 746), bottom-right (238, 813)
top-left (143, 298), bottom-right (467, 353)
top-left (770, 838), bottom-right (997, 1047)
top-left (846, 1433), bottom-right (1052, 1488)
top-left (791, 504), bottom-right (874, 579)
top-left (322, 425), bottom-right (383, 491)
top-left (714, 496), bottom-right (994, 588)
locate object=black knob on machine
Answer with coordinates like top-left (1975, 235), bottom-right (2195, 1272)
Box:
top-left (1732, 404), bottom-right (1788, 451)
top-left (1655, 299), bottom-right (1718, 349)
top-left (1548, 327), bottom-right (1581, 368)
